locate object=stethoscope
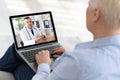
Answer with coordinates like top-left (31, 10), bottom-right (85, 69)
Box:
top-left (25, 27), bottom-right (34, 40)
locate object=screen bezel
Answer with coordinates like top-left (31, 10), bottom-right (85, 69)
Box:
top-left (9, 11), bottom-right (58, 49)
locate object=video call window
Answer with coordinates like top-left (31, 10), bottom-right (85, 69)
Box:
top-left (11, 13), bottom-right (56, 48)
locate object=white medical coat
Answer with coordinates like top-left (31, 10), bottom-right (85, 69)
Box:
top-left (20, 26), bottom-right (43, 46)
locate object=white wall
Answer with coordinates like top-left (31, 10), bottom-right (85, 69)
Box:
top-left (0, 0), bottom-right (13, 57)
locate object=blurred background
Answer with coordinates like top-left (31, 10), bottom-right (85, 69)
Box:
top-left (0, 0), bottom-right (93, 57)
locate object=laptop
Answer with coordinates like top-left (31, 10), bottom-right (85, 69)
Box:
top-left (9, 11), bottom-right (61, 72)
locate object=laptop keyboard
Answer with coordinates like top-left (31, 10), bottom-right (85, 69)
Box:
top-left (21, 44), bottom-right (61, 63)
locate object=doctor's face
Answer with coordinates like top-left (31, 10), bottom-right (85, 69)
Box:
top-left (24, 18), bottom-right (33, 29)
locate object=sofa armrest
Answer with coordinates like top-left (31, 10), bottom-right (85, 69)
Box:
top-left (0, 71), bottom-right (15, 80)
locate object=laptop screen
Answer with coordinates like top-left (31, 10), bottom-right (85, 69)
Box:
top-left (9, 11), bottom-right (58, 49)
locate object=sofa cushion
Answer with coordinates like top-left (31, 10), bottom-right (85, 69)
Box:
top-left (0, 71), bottom-right (14, 80)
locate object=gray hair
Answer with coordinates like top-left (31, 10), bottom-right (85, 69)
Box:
top-left (89, 0), bottom-right (120, 29)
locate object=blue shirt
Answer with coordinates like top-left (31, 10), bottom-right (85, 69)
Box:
top-left (32, 34), bottom-right (120, 80)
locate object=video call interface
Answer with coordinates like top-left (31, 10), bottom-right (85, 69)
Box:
top-left (11, 12), bottom-right (56, 48)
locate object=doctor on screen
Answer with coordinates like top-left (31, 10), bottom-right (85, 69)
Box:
top-left (20, 17), bottom-right (45, 46)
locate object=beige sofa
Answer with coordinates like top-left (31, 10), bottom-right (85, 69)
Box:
top-left (0, 71), bottom-right (14, 80)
